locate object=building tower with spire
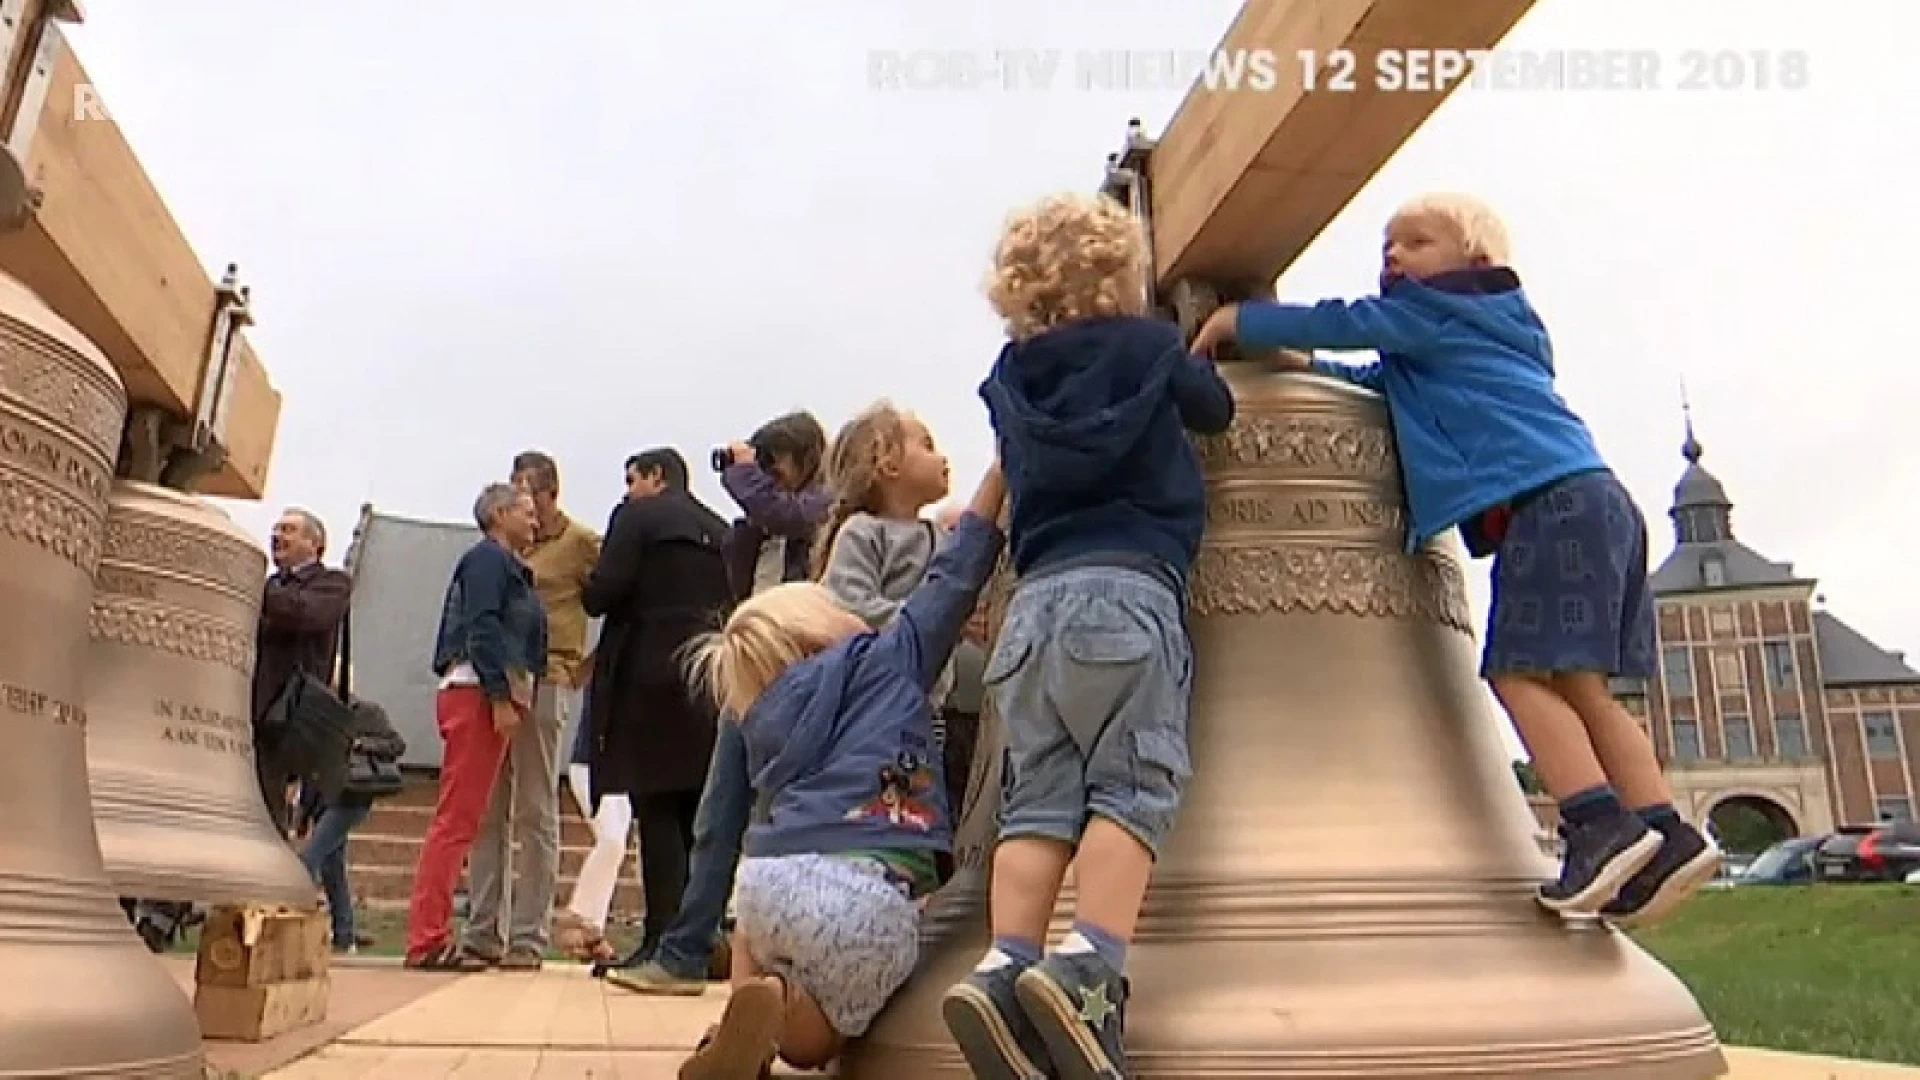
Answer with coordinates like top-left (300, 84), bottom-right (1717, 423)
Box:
top-left (1611, 408), bottom-right (1920, 849)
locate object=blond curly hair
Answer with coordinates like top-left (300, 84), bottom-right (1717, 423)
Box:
top-left (985, 193), bottom-right (1149, 341)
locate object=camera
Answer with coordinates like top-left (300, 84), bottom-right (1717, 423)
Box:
top-left (714, 440), bottom-right (776, 474)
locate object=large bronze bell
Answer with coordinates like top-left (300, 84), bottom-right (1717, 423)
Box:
top-left (849, 371), bottom-right (1726, 1078)
top-left (0, 273), bottom-right (205, 1078)
top-left (83, 480), bottom-right (317, 906)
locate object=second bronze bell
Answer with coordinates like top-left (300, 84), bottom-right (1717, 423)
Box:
top-left (83, 480), bottom-right (317, 906)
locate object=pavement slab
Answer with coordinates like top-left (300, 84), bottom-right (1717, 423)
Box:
top-left (242, 963), bottom-right (1916, 1080)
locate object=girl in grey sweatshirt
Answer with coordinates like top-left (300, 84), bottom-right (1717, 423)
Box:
top-left (814, 401), bottom-right (960, 709)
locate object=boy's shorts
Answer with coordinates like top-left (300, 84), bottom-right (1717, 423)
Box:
top-left (1482, 469), bottom-right (1656, 681)
top-left (984, 566), bottom-right (1193, 857)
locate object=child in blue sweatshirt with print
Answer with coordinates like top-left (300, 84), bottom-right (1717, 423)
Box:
top-left (672, 465), bottom-right (1006, 1080)
top-left (1191, 192), bottom-right (1722, 930)
top-left (944, 192), bottom-right (1235, 1080)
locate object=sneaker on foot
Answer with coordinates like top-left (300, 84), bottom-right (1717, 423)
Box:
top-left (1539, 814), bottom-right (1663, 915)
top-left (942, 959), bottom-right (1054, 1080)
top-left (499, 947), bottom-right (544, 971)
top-left (677, 976), bottom-right (783, 1080)
top-left (1601, 822), bottom-right (1722, 929)
top-left (608, 960), bottom-right (710, 997)
top-left (1015, 952), bottom-right (1128, 1080)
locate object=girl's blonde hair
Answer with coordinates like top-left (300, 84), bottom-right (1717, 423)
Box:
top-left (684, 582), bottom-right (853, 718)
top-left (986, 193), bottom-right (1149, 341)
top-left (811, 400), bottom-right (911, 579)
top-left (1391, 192), bottom-right (1513, 265)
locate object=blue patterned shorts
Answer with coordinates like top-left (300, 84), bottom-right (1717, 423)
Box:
top-left (733, 854), bottom-right (920, 1037)
top-left (1482, 469), bottom-right (1655, 680)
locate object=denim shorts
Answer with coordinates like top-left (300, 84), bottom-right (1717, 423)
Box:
top-left (1483, 469), bottom-right (1656, 680)
top-left (983, 566), bottom-right (1193, 857)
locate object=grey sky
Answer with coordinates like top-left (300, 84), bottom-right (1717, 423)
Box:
top-left (66, 1), bottom-right (1913, 714)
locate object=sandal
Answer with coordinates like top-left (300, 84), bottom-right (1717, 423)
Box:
top-left (555, 910), bottom-right (616, 964)
top-left (404, 942), bottom-right (492, 972)
top-left (676, 977), bottom-right (783, 1080)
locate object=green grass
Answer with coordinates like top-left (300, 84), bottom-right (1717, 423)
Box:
top-left (1633, 884), bottom-right (1920, 1065)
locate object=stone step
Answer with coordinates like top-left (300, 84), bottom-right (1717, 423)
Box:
top-left (349, 864), bottom-right (645, 914)
top-left (348, 833), bottom-right (636, 880)
top-left (363, 800), bottom-right (603, 849)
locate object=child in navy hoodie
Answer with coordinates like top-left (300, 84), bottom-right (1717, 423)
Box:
top-left (944, 192), bottom-right (1234, 1080)
top-left (1190, 192), bottom-right (1722, 929)
top-left (672, 464), bottom-right (1006, 1080)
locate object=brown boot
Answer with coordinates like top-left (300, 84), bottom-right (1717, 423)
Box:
top-left (678, 977), bottom-right (783, 1080)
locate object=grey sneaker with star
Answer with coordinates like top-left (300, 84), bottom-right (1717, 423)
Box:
top-left (942, 959), bottom-right (1053, 1080)
top-left (1015, 951), bottom-right (1128, 1080)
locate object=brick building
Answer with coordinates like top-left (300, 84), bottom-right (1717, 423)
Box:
top-left (1612, 417), bottom-right (1920, 845)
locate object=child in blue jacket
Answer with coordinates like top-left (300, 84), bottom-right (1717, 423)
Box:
top-left (672, 464), bottom-right (1006, 1080)
top-left (1191, 192), bottom-right (1721, 929)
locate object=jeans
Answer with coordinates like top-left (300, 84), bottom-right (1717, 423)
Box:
top-left (407, 687), bottom-right (509, 961)
top-left (651, 719), bottom-right (751, 978)
top-left (300, 803), bottom-right (371, 946)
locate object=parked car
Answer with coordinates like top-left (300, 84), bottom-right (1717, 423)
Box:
top-left (1736, 836), bottom-right (1824, 886)
top-left (1813, 822), bottom-right (1920, 882)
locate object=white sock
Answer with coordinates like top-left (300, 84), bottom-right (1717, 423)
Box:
top-left (973, 947), bottom-right (1017, 973)
top-left (1055, 931), bottom-right (1096, 955)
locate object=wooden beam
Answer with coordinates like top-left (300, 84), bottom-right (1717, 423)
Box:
top-left (0, 20), bottom-right (280, 498)
top-left (1148, 0), bottom-right (1538, 288)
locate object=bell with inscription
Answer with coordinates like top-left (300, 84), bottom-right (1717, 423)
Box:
top-left (0, 273), bottom-right (205, 1078)
top-left (849, 372), bottom-right (1727, 1078)
top-left (82, 480), bottom-right (316, 906)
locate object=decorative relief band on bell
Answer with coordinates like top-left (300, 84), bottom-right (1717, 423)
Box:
top-left (1194, 413), bottom-right (1399, 479)
top-left (0, 322), bottom-right (127, 456)
top-left (0, 467), bottom-right (105, 572)
top-left (1189, 543), bottom-right (1473, 631)
top-left (101, 514), bottom-right (269, 602)
top-left (0, 679), bottom-right (87, 730)
top-left (88, 596), bottom-right (256, 675)
top-left (0, 412), bottom-right (110, 505)
top-left (1206, 484), bottom-right (1406, 540)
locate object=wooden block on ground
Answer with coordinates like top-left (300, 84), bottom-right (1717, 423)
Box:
top-left (196, 974), bottom-right (330, 1043)
top-left (195, 904), bottom-right (331, 990)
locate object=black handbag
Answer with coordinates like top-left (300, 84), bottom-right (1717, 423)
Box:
top-left (320, 606), bottom-right (406, 802)
top-left (260, 609), bottom-right (357, 783)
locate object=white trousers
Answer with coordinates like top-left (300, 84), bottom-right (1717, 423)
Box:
top-left (565, 763), bottom-right (632, 930)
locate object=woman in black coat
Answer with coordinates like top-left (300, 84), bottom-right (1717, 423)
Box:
top-left (582, 449), bottom-right (734, 957)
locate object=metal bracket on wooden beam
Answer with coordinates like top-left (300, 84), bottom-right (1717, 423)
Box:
top-left (193, 263), bottom-right (254, 453)
top-left (1164, 276), bottom-right (1306, 372)
top-left (117, 404), bottom-right (231, 494)
top-left (5, 15), bottom-right (59, 161)
top-left (1098, 117), bottom-right (1163, 311)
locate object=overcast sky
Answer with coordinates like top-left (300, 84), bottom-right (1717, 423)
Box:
top-left (64, 2), bottom-right (1914, 732)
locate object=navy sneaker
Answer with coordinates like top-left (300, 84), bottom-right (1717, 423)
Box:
top-left (1601, 821), bottom-right (1722, 929)
top-left (943, 959), bottom-right (1053, 1080)
top-left (1015, 951), bottom-right (1129, 1080)
top-left (1539, 814), bottom-right (1663, 916)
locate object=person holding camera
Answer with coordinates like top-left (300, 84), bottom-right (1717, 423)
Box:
top-left (715, 410), bottom-right (832, 598)
top-left (608, 412), bottom-right (829, 992)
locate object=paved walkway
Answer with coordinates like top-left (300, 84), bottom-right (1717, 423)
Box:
top-left (176, 960), bottom-right (1918, 1079)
